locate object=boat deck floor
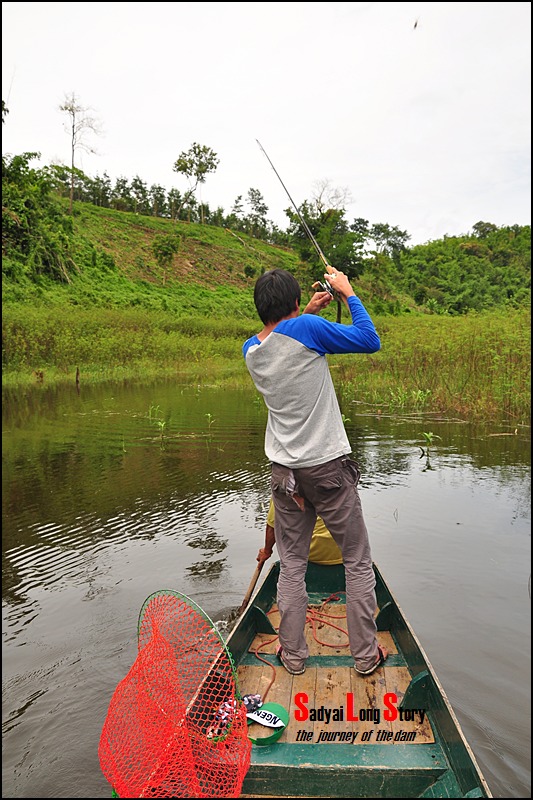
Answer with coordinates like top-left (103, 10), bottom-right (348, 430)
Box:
top-left (233, 574), bottom-right (490, 797)
top-left (238, 597), bottom-right (434, 747)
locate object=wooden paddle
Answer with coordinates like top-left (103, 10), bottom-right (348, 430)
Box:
top-left (235, 561), bottom-right (264, 617)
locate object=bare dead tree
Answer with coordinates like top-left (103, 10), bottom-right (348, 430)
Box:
top-left (311, 178), bottom-right (353, 214)
top-left (59, 92), bottom-right (102, 214)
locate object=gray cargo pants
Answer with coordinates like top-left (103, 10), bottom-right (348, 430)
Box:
top-left (271, 455), bottom-right (378, 673)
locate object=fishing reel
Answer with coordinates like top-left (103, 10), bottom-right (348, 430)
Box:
top-left (312, 279), bottom-right (342, 321)
top-left (312, 279), bottom-right (334, 296)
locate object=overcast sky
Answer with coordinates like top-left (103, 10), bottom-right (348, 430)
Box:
top-left (2, 2), bottom-right (531, 245)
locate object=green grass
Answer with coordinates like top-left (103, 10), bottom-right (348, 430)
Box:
top-left (2, 201), bottom-right (530, 425)
top-left (334, 308), bottom-right (530, 423)
top-left (2, 302), bottom-right (530, 425)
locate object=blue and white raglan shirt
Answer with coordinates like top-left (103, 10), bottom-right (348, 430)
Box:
top-left (243, 295), bottom-right (380, 469)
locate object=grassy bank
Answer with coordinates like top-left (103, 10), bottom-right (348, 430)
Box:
top-left (334, 308), bottom-right (530, 423)
top-left (2, 303), bottom-right (530, 425)
top-left (2, 201), bottom-right (530, 425)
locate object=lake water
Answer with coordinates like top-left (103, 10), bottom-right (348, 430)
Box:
top-left (2, 380), bottom-right (530, 798)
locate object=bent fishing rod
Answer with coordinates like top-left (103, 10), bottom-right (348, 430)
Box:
top-left (255, 139), bottom-right (342, 321)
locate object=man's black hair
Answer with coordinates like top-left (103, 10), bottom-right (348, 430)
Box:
top-left (253, 269), bottom-right (301, 325)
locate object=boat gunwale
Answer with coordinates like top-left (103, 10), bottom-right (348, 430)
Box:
top-left (226, 560), bottom-right (492, 799)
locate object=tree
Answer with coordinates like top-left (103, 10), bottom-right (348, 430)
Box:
top-left (167, 188), bottom-right (183, 221)
top-left (2, 152), bottom-right (76, 282)
top-left (244, 188), bottom-right (269, 238)
top-left (149, 184), bottom-right (168, 217)
top-left (369, 223), bottom-right (410, 258)
top-left (232, 195), bottom-right (244, 216)
top-left (92, 172), bottom-right (112, 207)
top-left (111, 177), bottom-right (132, 212)
top-left (172, 143), bottom-right (219, 223)
top-left (59, 92), bottom-right (102, 214)
top-left (286, 200), bottom-right (366, 280)
top-left (152, 233), bottom-right (181, 284)
top-left (472, 221), bottom-right (498, 239)
top-left (350, 217), bottom-right (370, 237)
top-left (223, 195), bottom-right (245, 230)
top-left (130, 175), bottom-right (149, 214)
top-left (311, 179), bottom-right (353, 214)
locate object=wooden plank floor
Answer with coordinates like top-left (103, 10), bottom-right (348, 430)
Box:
top-left (237, 603), bottom-right (434, 745)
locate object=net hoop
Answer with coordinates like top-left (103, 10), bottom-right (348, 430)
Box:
top-left (99, 589), bottom-right (251, 797)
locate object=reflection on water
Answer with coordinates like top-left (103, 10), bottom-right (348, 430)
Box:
top-left (2, 380), bottom-right (531, 798)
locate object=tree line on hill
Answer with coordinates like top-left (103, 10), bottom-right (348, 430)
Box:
top-left (2, 99), bottom-right (530, 315)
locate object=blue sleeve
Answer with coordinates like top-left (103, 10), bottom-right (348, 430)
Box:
top-left (242, 334), bottom-right (261, 358)
top-left (280, 296), bottom-right (380, 356)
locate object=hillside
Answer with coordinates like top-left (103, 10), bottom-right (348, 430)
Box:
top-left (2, 149), bottom-right (530, 316)
top-left (3, 198), bottom-right (341, 320)
top-left (4, 199), bottom-right (530, 321)
top-left (2, 152), bottom-right (530, 424)
top-left (70, 202), bottom-right (303, 290)
top-left (2, 198), bottom-right (530, 424)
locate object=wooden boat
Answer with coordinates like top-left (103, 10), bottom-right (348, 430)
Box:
top-left (226, 560), bottom-right (492, 799)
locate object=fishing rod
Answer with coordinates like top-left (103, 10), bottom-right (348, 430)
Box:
top-left (255, 140), bottom-right (345, 312)
top-left (256, 139), bottom-right (332, 273)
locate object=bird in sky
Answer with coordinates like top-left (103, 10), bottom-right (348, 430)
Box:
top-left (414, 18), bottom-right (419, 30)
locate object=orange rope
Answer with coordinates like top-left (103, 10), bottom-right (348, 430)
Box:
top-left (252, 591), bottom-right (348, 702)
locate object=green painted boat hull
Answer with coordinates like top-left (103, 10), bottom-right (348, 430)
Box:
top-left (226, 561), bottom-right (491, 799)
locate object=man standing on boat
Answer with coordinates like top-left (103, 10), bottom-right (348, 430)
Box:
top-left (243, 267), bottom-right (387, 677)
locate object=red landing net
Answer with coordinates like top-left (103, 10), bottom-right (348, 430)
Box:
top-left (98, 590), bottom-right (251, 798)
